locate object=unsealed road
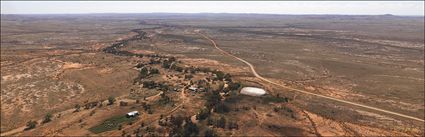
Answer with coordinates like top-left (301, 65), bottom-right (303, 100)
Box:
top-left (196, 31), bottom-right (425, 123)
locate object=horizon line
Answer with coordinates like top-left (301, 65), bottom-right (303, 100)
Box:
top-left (1, 12), bottom-right (424, 17)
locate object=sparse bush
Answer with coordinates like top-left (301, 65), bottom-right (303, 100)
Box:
top-left (207, 118), bottom-right (214, 125)
top-left (162, 60), bottom-right (172, 69)
top-left (170, 115), bottom-right (184, 128)
top-left (184, 74), bottom-right (193, 80)
top-left (140, 67), bottom-right (149, 78)
top-left (42, 113), bottom-right (53, 124)
top-left (228, 121), bottom-right (239, 130)
top-left (108, 96), bottom-right (116, 105)
top-left (204, 128), bottom-right (218, 137)
top-left (215, 116), bottom-right (226, 128)
top-left (262, 96), bottom-right (289, 104)
top-left (142, 80), bottom-right (156, 89)
top-left (150, 68), bottom-right (160, 74)
top-left (120, 101), bottom-right (128, 106)
top-left (205, 91), bottom-right (222, 109)
top-left (227, 82), bottom-right (241, 91)
top-left (149, 58), bottom-right (160, 64)
top-left (74, 104), bottom-right (81, 112)
top-left (169, 57), bottom-right (176, 62)
top-left (196, 108), bottom-right (210, 120)
top-left (158, 93), bottom-right (172, 105)
top-left (25, 120), bottom-right (37, 130)
top-left (223, 73), bottom-right (232, 82)
top-left (174, 66), bottom-right (183, 72)
top-left (183, 119), bottom-right (199, 136)
top-left (213, 70), bottom-right (225, 81)
top-left (214, 103), bottom-right (230, 113)
top-left (90, 110), bottom-right (96, 116)
top-left (135, 63), bottom-right (145, 68)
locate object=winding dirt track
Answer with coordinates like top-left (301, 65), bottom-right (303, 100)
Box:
top-left (196, 32), bottom-right (425, 123)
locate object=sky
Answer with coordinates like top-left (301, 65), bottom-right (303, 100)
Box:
top-left (1, 1), bottom-right (424, 16)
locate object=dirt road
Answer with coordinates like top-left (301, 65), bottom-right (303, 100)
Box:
top-left (196, 31), bottom-right (425, 123)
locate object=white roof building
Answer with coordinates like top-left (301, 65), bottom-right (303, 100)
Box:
top-left (126, 111), bottom-right (140, 117)
top-left (189, 86), bottom-right (198, 91)
top-left (240, 87), bottom-right (267, 96)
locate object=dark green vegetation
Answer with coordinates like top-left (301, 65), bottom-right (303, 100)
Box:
top-left (24, 121), bottom-right (37, 131)
top-left (89, 115), bottom-right (137, 134)
top-left (42, 113), bottom-right (53, 124)
top-left (108, 96), bottom-right (116, 105)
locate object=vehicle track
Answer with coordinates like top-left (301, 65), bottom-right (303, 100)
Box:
top-left (196, 31), bottom-right (425, 123)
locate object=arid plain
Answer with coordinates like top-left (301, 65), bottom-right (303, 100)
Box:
top-left (1, 14), bottom-right (424, 136)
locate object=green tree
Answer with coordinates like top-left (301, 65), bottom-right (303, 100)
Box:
top-left (184, 74), bottom-right (193, 80)
top-left (227, 82), bottom-right (241, 91)
top-left (143, 80), bottom-right (156, 89)
top-left (162, 60), bottom-right (172, 69)
top-left (205, 91), bottom-right (221, 109)
top-left (215, 103), bottom-right (230, 113)
top-left (158, 92), bottom-right (171, 105)
top-left (174, 66), bottom-right (183, 72)
top-left (135, 63), bottom-right (144, 68)
top-left (216, 116), bottom-right (226, 128)
top-left (74, 104), bottom-right (81, 112)
top-left (169, 57), bottom-right (176, 62)
top-left (140, 67), bottom-right (149, 77)
top-left (108, 96), bottom-right (116, 105)
top-left (228, 121), bottom-right (239, 130)
top-left (150, 68), bottom-right (160, 74)
top-left (196, 108), bottom-right (210, 120)
top-left (25, 120), bottom-right (37, 130)
top-left (170, 115), bottom-right (184, 128)
top-left (223, 73), bottom-right (232, 82)
top-left (204, 128), bottom-right (218, 137)
top-left (207, 118), bottom-right (214, 125)
top-left (214, 71), bottom-right (225, 80)
top-left (42, 113), bottom-right (53, 123)
top-left (217, 83), bottom-right (224, 92)
top-left (183, 119), bottom-right (199, 137)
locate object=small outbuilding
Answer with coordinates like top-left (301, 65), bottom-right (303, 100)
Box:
top-left (126, 111), bottom-right (140, 117)
top-left (189, 86), bottom-right (198, 92)
top-left (240, 87), bottom-right (267, 96)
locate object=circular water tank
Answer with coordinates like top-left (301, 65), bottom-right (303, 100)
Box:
top-left (240, 87), bottom-right (267, 96)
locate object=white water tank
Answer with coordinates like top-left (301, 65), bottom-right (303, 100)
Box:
top-left (240, 87), bottom-right (266, 96)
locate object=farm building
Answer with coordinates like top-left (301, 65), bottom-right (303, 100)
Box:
top-left (126, 111), bottom-right (140, 117)
top-left (240, 87), bottom-right (267, 96)
top-left (189, 86), bottom-right (198, 92)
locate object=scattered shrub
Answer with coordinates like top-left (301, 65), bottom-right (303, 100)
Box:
top-left (214, 103), bottom-right (230, 113)
top-left (215, 116), bottom-right (226, 128)
top-left (204, 128), bottom-right (218, 137)
top-left (120, 101), bottom-right (128, 106)
top-left (42, 113), bottom-right (53, 124)
top-left (74, 104), bottom-right (81, 112)
top-left (108, 96), bottom-right (116, 105)
top-left (25, 120), bottom-right (37, 130)
top-left (196, 108), bottom-right (210, 120)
